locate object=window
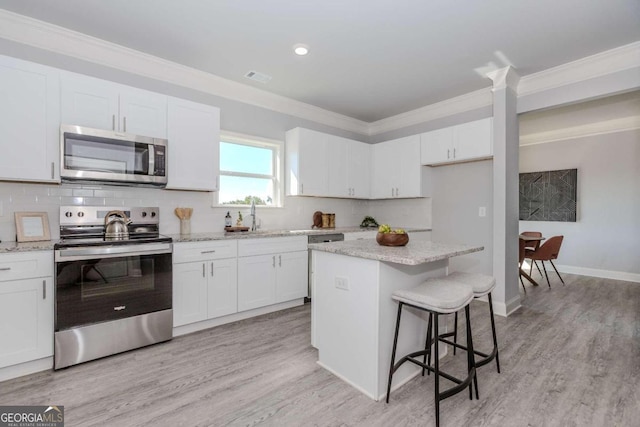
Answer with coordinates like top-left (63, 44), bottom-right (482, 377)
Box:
top-left (216, 131), bottom-right (283, 207)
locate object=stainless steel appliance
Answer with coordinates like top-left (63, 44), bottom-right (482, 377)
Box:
top-left (306, 233), bottom-right (344, 302)
top-left (60, 125), bottom-right (167, 187)
top-left (54, 206), bottom-right (172, 369)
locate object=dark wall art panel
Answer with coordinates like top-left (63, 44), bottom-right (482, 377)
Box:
top-left (519, 168), bottom-right (577, 222)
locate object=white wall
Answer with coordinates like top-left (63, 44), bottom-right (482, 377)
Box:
top-left (0, 181), bottom-right (431, 242)
top-left (431, 160), bottom-right (494, 274)
top-left (519, 129), bottom-right (640, 279)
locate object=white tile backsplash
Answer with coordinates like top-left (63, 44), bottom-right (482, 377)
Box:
top-left (0, 181), bottom-right (432, 242)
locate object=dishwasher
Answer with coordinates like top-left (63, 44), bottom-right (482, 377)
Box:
top-left (306, 233), bottom-right (344, 302)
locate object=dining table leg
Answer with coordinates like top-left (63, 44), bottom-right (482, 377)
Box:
top-left (519, 268), bottom-right (539, 286)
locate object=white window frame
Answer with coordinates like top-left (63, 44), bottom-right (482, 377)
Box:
top-left (213, 130), bottom-right (284, 208)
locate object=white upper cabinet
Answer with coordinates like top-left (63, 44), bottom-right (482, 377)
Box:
top-left (286, 127), bottom-right (371, 199)
top-left (0, 56), bottom-right (60, 183)
top-left (371, 135), bottom-right (424, 199)
top-left (347, 139), bottom-right (371, 199)
top-left (166, 97), bottom-right (220, 191)
top-left (286, 128), bottom-right (329, 196)
top-left (420, 118), bottom-right (493, 165)
top-left (61, 72), bottom-right (167, 138)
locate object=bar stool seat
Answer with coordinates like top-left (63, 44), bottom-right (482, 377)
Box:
top-left (386, 278), bottom-right (478, 427)
top-left (392, 278), bottom-right (473, 313)
top-left (437, 272), bottom-right (500, 373)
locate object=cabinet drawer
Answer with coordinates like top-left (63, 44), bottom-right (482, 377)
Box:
top-left (173, 240), bottom-right (238, 263)
top-left (238, 236), bottom-right (308, 257)
top-left (0, 251), bottom-right (53, 282)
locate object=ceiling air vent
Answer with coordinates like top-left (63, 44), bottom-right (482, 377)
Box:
top-left (244, 70), bottom-right (272, 84)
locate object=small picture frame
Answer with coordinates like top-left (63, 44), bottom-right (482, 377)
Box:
top-left (15, 212), bottom-right (51, 242)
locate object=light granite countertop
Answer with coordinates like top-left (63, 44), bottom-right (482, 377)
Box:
top-left (169, 227), bottom-right (431, 243)
top-left (308, 239), bottom-right (482, 266)
top-left (0, 227), bottom-right (432, 252)
top-left (0, 240), bottom-right (58, 253)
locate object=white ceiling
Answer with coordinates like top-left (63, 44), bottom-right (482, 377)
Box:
top-left (0, 0), bottom-right (638, 122)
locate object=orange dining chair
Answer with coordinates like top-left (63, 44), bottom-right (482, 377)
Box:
top-left (527, 235), bottom-right (565, 288)
top-left (521, 231), bottom-right (543, 276)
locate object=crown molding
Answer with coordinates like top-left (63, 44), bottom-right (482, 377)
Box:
top-left (487, 66), bottom-right (520, 92)
top-left (367, 88), bottom-right (493, 135)
top-left (0, 9), bottom-right (637, 138)
top-left (0, 9), bottom-right (370, 136)
top-left (518, 41), bottom-right (640, 96)
top-left (520, 115), bottom-right (640, 146)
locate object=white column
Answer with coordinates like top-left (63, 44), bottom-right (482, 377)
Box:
top-left (487, 66), bottom-right (521, 316)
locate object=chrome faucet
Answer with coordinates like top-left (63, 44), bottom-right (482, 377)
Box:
top-left (250, 198), bottom-right (257, 231)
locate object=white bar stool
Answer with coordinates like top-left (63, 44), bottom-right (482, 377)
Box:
top-left (439, 272), bottom-right (500, 373)
top-left (386, 278), bottom-right (478, 427)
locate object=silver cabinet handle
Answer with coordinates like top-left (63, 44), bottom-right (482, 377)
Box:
top-left (272, 256), bottom-right (275, 268)
top-left (202, 263), bottom-right (205, 277)
top-left (42, 280), bottom-right (46, 299)
top-left (201, 250), bottom-right (216, 254)
top-left (301, 183), bottom-right (304, 195)
top-left (0, 267), bottom-right (11, 271)
top-left (391, 188), bottom-right (394, 197)
top-left (447, 148), bottom-right (450, 159)
top-left (211, 262), bottom-right (214, 276)
top-left (51, 162), bottom-right (55, 179)
top-left (453, 148), bottom-right (456, 158)
top-left (123, 116), bottom-right (127, 132)
top-left (396, 187), bottom-right (399, 197)
top-left (279, 255), bottom-right (282, 267)
top-left (112, 114), bottom-right (116, 131)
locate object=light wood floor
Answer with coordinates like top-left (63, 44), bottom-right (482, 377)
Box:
top-left (1, 272), bottom-right (639, 426)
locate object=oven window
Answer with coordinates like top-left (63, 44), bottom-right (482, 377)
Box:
top-left (80, 257), bottom-right (154, 299)
top-left (55, 252), bottom-right (172, 331)
top-left (64, 134), bottom-right (150, 175)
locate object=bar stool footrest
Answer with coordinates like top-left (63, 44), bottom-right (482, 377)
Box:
top-left (438, 336), bottom-right (496, 368)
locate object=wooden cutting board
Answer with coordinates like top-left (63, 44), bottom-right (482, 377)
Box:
top-left (224, 226), bottom-right (250, 232)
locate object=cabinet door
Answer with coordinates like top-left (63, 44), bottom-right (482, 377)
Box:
top-left (61, 72), bottom-right (119, 131)
top-left (173, 262), bottom-right (208, 327)
top-left (276, 251), bottom-right (308, 303)
top-left (291, 128), bottom-right (329, 196)
top-left (453, 118), bottom-right (493, 161)
top-left (0, 57), bottom-right (60, 182)
top-left (119, 87), bottom-right (168, 138)
top-left (327, 136), bottom-right (349, 197)
top-left (208, 258), bottom-right (238, 318)
top-left (420, 126), bottom-right (453, 165)
top-left (237, 254), bottom-right (277, 312)
top-left (370, 141), bottom-right (396, 199)
top-left (166, 97), bottom-right (220, 191)
top-left (398, 135), bottom-right (422, 198)
top-left (348, 140), bottom-right (371, 198)
top-left (0, 277), bottom-right (53, 368)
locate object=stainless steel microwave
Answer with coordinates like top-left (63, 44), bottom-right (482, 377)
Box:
top-left (60, 125), bottom-right (167, 187)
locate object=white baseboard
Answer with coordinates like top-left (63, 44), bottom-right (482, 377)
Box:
top-left (173, 299), bottom-right (305, 337)
top-left (0, 357), bottom-right (52, 383)
top-left (555, 264), bottom-right (640, 283)
top-left (492, 295), bottom-right (522, 318)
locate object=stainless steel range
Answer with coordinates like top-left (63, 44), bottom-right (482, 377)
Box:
top-left (54, 206), bottom-right (173, 369)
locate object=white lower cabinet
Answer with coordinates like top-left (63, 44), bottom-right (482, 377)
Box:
top-left (238, 236), bottom-right (308, 312)
top-left (0, 251), bottom-right (54, 369)
top-left (173, 241), bottom-right (238, 327)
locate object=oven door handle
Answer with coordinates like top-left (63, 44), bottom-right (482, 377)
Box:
top-left (55, 243), bottom-right (172, 261)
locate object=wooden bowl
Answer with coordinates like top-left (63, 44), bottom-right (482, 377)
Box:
top-left (376, 232), bottom-right (409, 247)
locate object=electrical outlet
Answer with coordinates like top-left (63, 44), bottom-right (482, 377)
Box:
top-left (479, 207), bottom-right (486, 217)
top-left (335, 276), bottom-right (349, 290)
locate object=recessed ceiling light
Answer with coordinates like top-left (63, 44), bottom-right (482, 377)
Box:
top-left (293, 44), bottom-right (309, 56)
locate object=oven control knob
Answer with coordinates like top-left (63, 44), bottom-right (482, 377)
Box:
top-left (65, 211), bottom-right (72, 217)
top-left (141, 211), bottom-right (147, 217)
top-left (78, 211), bottom-right (84, 217)
top-left (151, 212), bottom-right (156, 218)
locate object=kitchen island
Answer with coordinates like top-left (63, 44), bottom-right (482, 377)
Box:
top-left (309, 238), bottom-right (483, 401)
